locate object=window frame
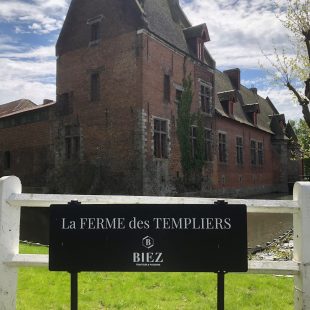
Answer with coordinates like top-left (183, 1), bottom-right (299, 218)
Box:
top-left (164, 74), bottom-right (171, 103)
top-left (64, 125), bottom-right (81, 160)
top-left (153, 118), bottom-right (168, 159)
top-left (87, 15), bottom-right (103, 46)
top-left (258, 141), bottom-right (264, 166)
top-left (236, 136), bottom-right (244, 165)
top-left (204, 128), bottom-right (212, 162)
top-left (218, 132), bottom-right (227, 163)
top-left (250, 140), bottom-right (257, 166)
top-left (200, 81), bottom-right (212, 114)
top-left (90, 72), bottom-right (100, 102)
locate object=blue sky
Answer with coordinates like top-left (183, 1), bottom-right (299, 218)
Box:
top-left (0, 0), bottom-right (303, 120)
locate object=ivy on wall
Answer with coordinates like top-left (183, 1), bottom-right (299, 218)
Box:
top-left (176, 75), bottom-right (205, 190)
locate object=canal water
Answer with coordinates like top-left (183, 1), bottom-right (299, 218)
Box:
top-left (247, 193), bottom-right (293, 249)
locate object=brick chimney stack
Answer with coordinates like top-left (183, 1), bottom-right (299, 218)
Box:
top-left (223, 68), bottom-right (240, 91)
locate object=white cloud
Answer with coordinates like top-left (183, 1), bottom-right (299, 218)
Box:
top-left (0, 0), bottom-right (305, 123)
top-left (259, 87), bottom-right (303, 121)
top-left (0, 45), bottom-right (55, 59)
top-left (0, 0), bottom-right (69, 34)
top-left (181, 0), bottom-right (292, 69)
top-left (0, 0), bottom-right (64, 105)
top-left (180, 0), bottom-right (304, 120)
top-left (0, 57), bottom-right (56, 105)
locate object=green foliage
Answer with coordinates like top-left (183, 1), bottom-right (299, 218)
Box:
top-left (18, 244), bottom-right (294, 309)
top-left (192, 111), bottom-right (205, 171)
top-left (176, 75), bottom-right (205, 189)
top-left (290, 119), bottom-right (310, 158)
top-left (290, 119), bottom-right (310, 175)
top-left (176, 75), bottom-right (193, 181)
top-left (263, 0), bottom-right (310, 127)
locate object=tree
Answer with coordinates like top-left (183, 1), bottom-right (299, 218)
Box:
top-left (290, 119), bottom-right (310, 175)
top-left (290, 119), bottom-right (310, 156)
top-left (264, 0), bottom-right (310, 127)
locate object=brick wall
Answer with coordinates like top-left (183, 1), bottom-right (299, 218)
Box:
top-left (211, 115), bottom-right (285, 196)
top-left (54, 31), bottom-right (144, 194)
top-left (139, 31), bottom-right (215, 195)
top-left (0, 108), bottom-right (54, 190)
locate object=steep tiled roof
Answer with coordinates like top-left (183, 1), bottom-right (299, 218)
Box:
top-left (215, 70), bottom-right (284, 134)
top-left (0, 99), bottom-right (36, 118)
top-left (143, 0), bottom-right (191, 53)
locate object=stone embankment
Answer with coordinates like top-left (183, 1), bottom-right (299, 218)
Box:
top-left (250, 229), bottom-right (293, 261)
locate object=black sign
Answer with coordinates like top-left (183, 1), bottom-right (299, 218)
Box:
top-left (49, 203), bottom-right (247, 272)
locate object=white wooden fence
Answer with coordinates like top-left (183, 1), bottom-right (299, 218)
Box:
top-left (0, 175), bottom-right (309, 309)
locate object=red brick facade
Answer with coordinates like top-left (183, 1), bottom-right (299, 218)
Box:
top-left (0, 0), bottom-right (301, 196)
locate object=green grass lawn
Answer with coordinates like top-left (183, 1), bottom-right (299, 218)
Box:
top-left (17, 244), bottom-right (294, 309)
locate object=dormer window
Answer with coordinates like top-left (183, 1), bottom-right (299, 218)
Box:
top-left (222, 100), bottom-right (234, 116)
top-left (218, 91), bottom-right (235, 117)
top-left (87, 15), bottom-right (103, 46)
top-left (197, 38), bottom-right (203, 61)
top-left (183, 23), bottom-right (210, 61)
top-left (252, 112), bottom-right (258, 126)
top-left (243, 103), bottom-right (260, 126)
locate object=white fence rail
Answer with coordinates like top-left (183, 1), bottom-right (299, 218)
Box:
top-left (0, 176), bottom-right (309, 309)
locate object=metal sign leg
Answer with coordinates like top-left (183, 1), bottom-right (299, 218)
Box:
top-left (217, 271), bottom-right (225, 310)
top-left (71, 272), bottom-right (78, 310)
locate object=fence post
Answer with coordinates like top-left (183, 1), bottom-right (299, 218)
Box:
top-left (293, 182), bottom-right (310, 310)
top-left (0, 176), bottom-right (22, 310)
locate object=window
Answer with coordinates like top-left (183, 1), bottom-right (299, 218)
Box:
top-left (250, 140), bottom-right (257, 165)
top-left (154, 119), bottom-right (168, 158)
top-left (200, 83), bottom-right (212, 114)
top-left (204, 129), bottom-right (212, 161)
top-left (197, 39), bottom-right (203, 60)
top-left (258, 142), bottom-right (264, 165)
top-left (236, 137), bottom-right (243, 165)
top-left (190, 126), bottom-right (198, 159)
top-left (175, 89), bottom-right (183, 105)
top-left (4, 151), bottom-right (11, 170)
top-left (90, 72), bottom-right (100, 101)
top-left (164, 74), bottom-right (170, 102)
top-left (65, 126), bottom-right (80, 160)
top-left (218, 133), bottom-right (227, 163)
top-left (90, 22), bottom-right (100, 43)
top-left (57, 92), bottom-right (72, 115)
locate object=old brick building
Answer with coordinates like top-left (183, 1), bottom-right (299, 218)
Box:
top-left (0, 0), bottom-right (301, 197)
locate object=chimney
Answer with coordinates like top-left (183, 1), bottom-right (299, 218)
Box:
top-left (168, 0), bottom-right (179, 5)
top-left (43, 99), bottom-right (54, 105)
top-left (250, 87), bottom-right (257, 95)
top-left (223, 68), bottom-right (240, 90)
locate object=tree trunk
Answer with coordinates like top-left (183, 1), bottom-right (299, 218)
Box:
top-left (302, 104), bottom-right (310, 128)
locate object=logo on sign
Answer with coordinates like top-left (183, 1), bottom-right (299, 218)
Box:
top-left (142, 236), bottom-right (154, 249)
top-left (133, 236), bottom-right (163, 267)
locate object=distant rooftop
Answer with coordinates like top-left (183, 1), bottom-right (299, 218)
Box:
top-left (0, 99), bottom-right (37, 118)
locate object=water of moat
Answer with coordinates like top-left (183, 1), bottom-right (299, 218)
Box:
top-left (20, 193), bottom-right (293, 248)
top-left (247, 193), bottom-right (293, 249)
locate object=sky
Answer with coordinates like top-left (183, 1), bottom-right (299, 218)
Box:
top-left (0, 0), bottom-right (304, 120)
